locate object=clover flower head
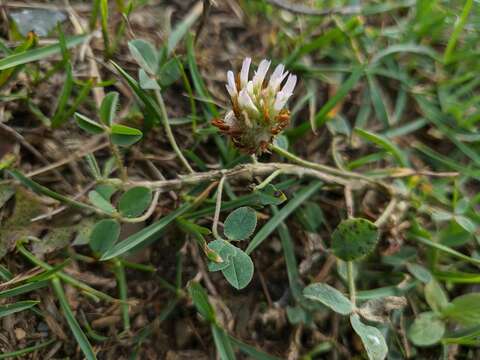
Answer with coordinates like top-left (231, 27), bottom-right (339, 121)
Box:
top-left (213, 57), bottom-right (297, 154)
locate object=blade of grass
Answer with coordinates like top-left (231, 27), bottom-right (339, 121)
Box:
top-left (51, 277), bottom-right (97, 360)
top-left (287, 67), bottom-right (363, 139)
top-left (113, 258), bottom-right (130, 331)
top-left (414, 236), bottom-right (480, 266)
top-left (0, 300), bottom-right (39, 318)
top-left (101, 203), bottom-right (193, 260)
top-left (229, 336), bottom-right (282, 360)
top-left (0, 339), bottom-right (55, 359)
top-left (0, 280), bottom-right (49, 299)
top-left (443, 0), bottom-right (474, 64)
top-left (0, 34), bottom-right (88, 70)
top-left (211, 324), bottom-right (236, 360)
top-left (167, 2), bottom-right (203, 55)
top-left (246, 181), bottom-right (323, 254)
top-left (354, 128), bottom-right (409, 167)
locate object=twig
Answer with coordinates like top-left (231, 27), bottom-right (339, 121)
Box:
top-left (374, 197), bottom-right (398, 228)
top-left (265, 0), bottom-right (361, 16)
top-left (269, 144), bottom-right (392, 193)
top-left (0, 122), bottom-right (71, 189)
top-left (125, 162), bottom-right (354, 190)
top-left (26, 139), bottom-right (108, 178)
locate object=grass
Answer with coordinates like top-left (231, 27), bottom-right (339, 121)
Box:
top-left (0, 0), bottom-right (479, 359)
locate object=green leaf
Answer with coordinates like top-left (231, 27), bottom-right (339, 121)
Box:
top-left (354, 128), bottom-right (409, 167)
top-left (414, 236), bottom-right (480, 266)
top-left (111, 60), bottom-right (162, 129)
top-left (99, 91), bottom-right (119, 126)
top-left (74, 113), bottom-right (105, 134)
top-left (408, 312), bottom-right (445, 347)
top-left (255, 184), bottom-right (287, 206)
top-left (93, 184), bottom-right (117, 201)
top-left (350, 314), bottom-right (388, 360)
top-left (425, 278), bottom-right (449, 312)
top-left (158, 58), bottom-right (182, 87)
top-left (332, 218), bottom-right (379, 261)
top-left (128, 39), bottom-right (159, 74)
top-left (138, 69), bottom-right (160, 90)
top-left (188, 282), bottom-right (215, 322)
top-left (406, 263), bottom-right (432, 284)
top-left (167, 2), bottom-right (203, 56)
top-left (0, 300), bottom-right (39, 318)
top-left (212, 324), bottom-right (236, 360)
top-left (454, 215), bottom-right (476, 234)
top-left (89, 219), bottom-right (120, 255)
top-left (88, 190), bottom-right (115, 214)
top-left (224, 207), bottom-right (257, 241)
top-left (229, 336), bottom-right (282, 360)
top-left (207, 240), bottom-right (236, 272)
top-left (0, 280), bottom-right (49, 299)
top-left (370, 43), bottom-right (439, 64)
top-left (118, 186), bottom-right (152, 218)
top-left (246, 181), bottom-right (323, 254)
top-left (442, 293), bottom-right (480, 326)
top-left (221, 246), bottom-right (254, 290)
top-left (110, 124), bottom-right (143, 146)
top-left (51, 277), bottom-right (96, 360)
top-left (51, 62), bottom-right (74, 127)
top-left (100, 203), bottom-right (192, 260)
top-left (0, 34), bottom-right (88, 70)
top-left (0, 339), bottom-right (55, 359)
top-left (287, 68), bottom-right (363, 138)
top-left (303, 283), bottom-right (353, 315)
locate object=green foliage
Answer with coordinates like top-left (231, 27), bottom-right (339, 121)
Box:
top-left (0, 300), bottom-right (39, 318)
top-left (128, 39), bottom-right (159, 75)
top-left (3, 0), bottom-right (480, 358)
top-left (223, 206), bottom-right (257, 241)
top-left (110, 124), bottom-right (143, 146)
top-left (408, 312), bottom-right (445, 347)
top-left (118, 186), bottom-right (152, 218)
top-left (99, 92), bottom-right (119, 126)
top-left (89, 219), bottom-right (120, 255)
top-left (442, 293), bottom-right (480, 326)
top-left (188, 281), bottom-right (215, 322)
top-left (74, 113), bottom-right (105, 134)
top-left (350, 314), bottom-right (388, 360)
top-left (303, 283), bottom-right (353, 315)
top-left (208, 240), bottom-right (254, 290)
top-left (332, 218), bottom-right (379, 261)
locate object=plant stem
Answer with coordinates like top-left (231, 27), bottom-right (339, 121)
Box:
top-left (212, 176), bottom-right (226, 240)
top-left (269, 143), bottom-right (375, 184)
top-left (109, 140), bottom-right (128, 181)
top-left (17, 242), bottom-right (115, 302)
top-left (154, 89), bottom-right (194, 174)
top-left (347, 261), bottom-right (356, 306)
top-left (113, 258), bottom-right (130, 331)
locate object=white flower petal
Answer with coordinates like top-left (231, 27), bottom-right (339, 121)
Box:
top-left (273, 91), bottom-right (291, 112)
top-left (224, 110), bottom-right (236, 126)
top-left (268, 64), bottom-right (288, 92)
top-left (240, 57), bottom-right (251, 88)
top-left (246, 80), bottom-right (255, 97)
top-left (238, 88), bottom-right (259, 114)
top-left (226, 84), bottom-right (236, 98)
top-left (281, 74), bottom-right (297, 95)
top-left (227, 70), bottom-right (237, 95)
top-left (252, 59), bottom-right (271, 89)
